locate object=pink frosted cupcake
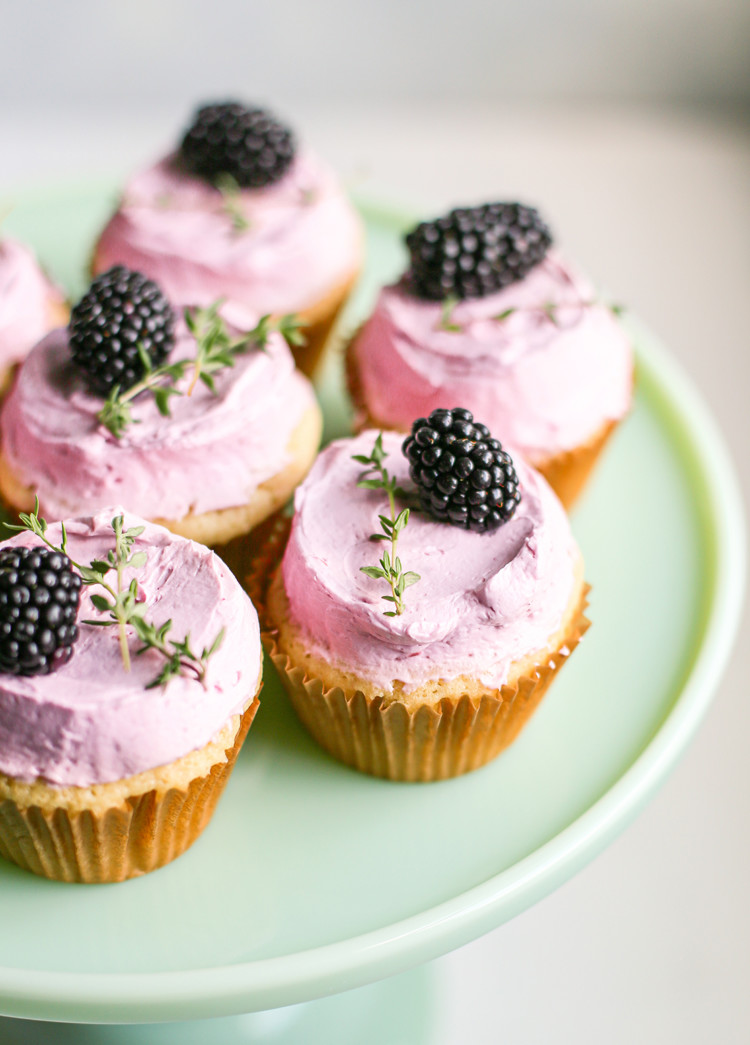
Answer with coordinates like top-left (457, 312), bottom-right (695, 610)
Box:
top-left (0, 509), bottom-right (262, 882)
top-left (347, 203), bottom-right (633, 508)
top-left (254, 414), bottom-right (589, 782)
top-left (93, 101), bottom-right (363, 376)
top-left (0, 238), bottom-right (67, 395)
top-left (0, 266), bottom-right (322, 561)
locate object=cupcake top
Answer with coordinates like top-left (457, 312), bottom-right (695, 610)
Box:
top-left (281, 428), bottom-right (580, 693)
top-left (352, 248), bottom-right (632, 460)
top-left (0, 238), bottom-right (66, 372)
top-left (0, 510), bottom-right (260, 787)
top-left (94, 142), bottom-right (362, 316)
top-left (0, 303), bottom-right (318, 522)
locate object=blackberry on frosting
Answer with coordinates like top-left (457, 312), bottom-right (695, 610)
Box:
top-left (402, 408), bottom-right (520, 531)
top-left (0, 546), bottom-right (81, 676)
top-left (69, 266), bottom-right (175, 397)
top-left (405, 203), bottom-right (552, 301)
top-left (179, 101), bottom-right (296, 189)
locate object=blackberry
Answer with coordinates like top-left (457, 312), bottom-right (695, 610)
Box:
top-left (179, 101), bottom-right (295, 189)
top-left (402, 408), bottom-right (521, 532)
top-left (405, 202), bottom-right (552, 301)
top-left (70, 266), bottom-right (175, 397)
top-left (0, 546), bottom-right (82, 676)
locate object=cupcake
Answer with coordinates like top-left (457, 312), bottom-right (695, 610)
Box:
top-left (93, 101), bottom-right (363, 376)
top-left (253, 411), bottom-right (589, 782)
top-left (0, 508), bottom-right (262, 882)
top-left (0, 237), bottom-right (67, 396)
top-left (347, 203), bottom-right (633, 508)
top-left (0, 266), bottom-right (322, 568)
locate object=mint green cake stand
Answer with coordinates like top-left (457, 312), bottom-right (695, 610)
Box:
top-left (0, 187), bottom-right (744, 1032)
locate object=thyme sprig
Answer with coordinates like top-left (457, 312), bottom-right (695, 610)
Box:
top-left (215, 172), bottom-right (250, 233)
top-left (97, 302), bottom-right (306, 437)
top-left (492, 299), bottom-right (626, 326)
top-left (436, 298), bottom-right (626, 334)
top-left (352, 434), bottom-right (420, 616)
top-left (437, 295), bottom-right (462, 332)
top-left (4, 501), bottom-right (224, 688)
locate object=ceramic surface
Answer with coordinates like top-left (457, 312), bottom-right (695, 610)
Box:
top-left (0, 188), bottom-right (743, 1023)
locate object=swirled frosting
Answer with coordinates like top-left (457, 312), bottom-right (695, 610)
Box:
top-left (94, 150), bottom-right (362, 316)
top-left (0, 511), bottom-right (260, 786)
top-left (281, 430), bottom-right (580, 693)
top-left (0, 238), bottom-right (65, 371)
top-left (351, 250), bottom-right (632, 460)
top-left (0, 314), bottom-right (318, 521)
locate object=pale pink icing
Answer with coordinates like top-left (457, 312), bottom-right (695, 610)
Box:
top-left (0, 511), bottom-right (260, 786)
top-left (282, 430), bottom-right (580, 693)
top-left (0, 239), bottom-right (65, 371)
top-left (351, 249), bottom-right (632, 460)
top-left (0, 315), bottom-right (318, 522)
top-left (94, 150), bottom-right (362, 316)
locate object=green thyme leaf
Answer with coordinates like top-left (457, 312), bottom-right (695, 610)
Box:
top-left (352, 435), bottom-right (420, 615)
top-left (215, 172), bottom-right (250, 233)
top-left (438, 296), bottom-right (462, 332)
top-left (493, 307), bottom-right (516, 322)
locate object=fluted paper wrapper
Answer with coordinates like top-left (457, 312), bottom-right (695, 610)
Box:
top-left (345, 334), bottom-right (618, 511)
top-left (0, 695), bottom-right (259, 883)
top-left (534, 421), bottom-right (618, 510)
top-left (250, 519), bottom-right (590, 782)
top-left (284, 269), bottom-right (359, 378)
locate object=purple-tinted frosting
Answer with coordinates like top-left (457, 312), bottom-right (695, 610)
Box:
top-left (351, 250), bottom-right (632, 460)
top-left (0, 511), bottom-right (260, 787)
top-left (0, 314), bottom-right (318, 521)
top-left (0, 238), bottom-right (65, 371)
top-left (281, 430), bottom-right (580, 693)
top-left (94, 150), bottom-right (362, 316)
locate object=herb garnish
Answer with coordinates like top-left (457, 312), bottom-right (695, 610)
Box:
top-left (97, 302), bottom-right (306, 438)
top-left (215, 172), bottom-right (250, 233)
top-left (492, 300), bottom-right (626, 325)
top-left (352, 434), bottom-right (420, 616)
top-left (5, 501), bottom-right (224, 688)
top-left (437, 295), bottom-right (462, 332)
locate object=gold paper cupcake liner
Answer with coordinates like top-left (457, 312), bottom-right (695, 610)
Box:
top-left (532, 420), bottom-right (618, 510)
top-left (292, 269), bottom-right (361, 377)
top-left (0, 693), bottom-right (260, 884)
top-left (249, 518), bottom-right (590, 782)
top-left (345, 333), bottom-right (620, 510)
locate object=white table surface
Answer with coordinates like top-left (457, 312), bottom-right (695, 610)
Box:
top-left (1, 101), bottom-right (748, 1044)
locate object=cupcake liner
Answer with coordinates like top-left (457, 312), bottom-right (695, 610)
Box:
top-left (250, 518), bottom-right (590, 782)
top-left (291, 269), bottom-right (360, 377)
top-left (213, 507), bottom-right (293, 586)
top-left (345, 333), bottom-right (620, 511)
top-left (533, 420), bottom-right (618, 510)
top-left (0, 693), bottom-right (260, 883)
top-left (343, 326), bottom-right (370, 431)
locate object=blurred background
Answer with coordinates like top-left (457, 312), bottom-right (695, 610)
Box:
top-left (2, 0), bottom-right (750, 109)
top-left (1, 2), bottom-right (749, 1042)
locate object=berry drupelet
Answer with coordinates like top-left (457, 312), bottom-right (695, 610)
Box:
top-left (405, 202), bottom-right (552, 302)
top-left (179, 101), bottom-right (296, 190)
top-left (69, 266), bottom-right (175, 398)
top-left (403, 408), bottom-right (521, 532)
top-left (0, 547), bottom-right (82, 676)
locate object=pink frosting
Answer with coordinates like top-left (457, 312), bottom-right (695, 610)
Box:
top-left (94, 150), bottom-right (362, 316)
top-left (0, 511), bottom-right (261, 786)
top-left (0, 315), bottom-right (318, 522)
top-left (281, 430), bottom-right (580, 693)
top-left (0, 239), bottom-right (65, 371)
top-left (351, 250), bottom-right (632, 460)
